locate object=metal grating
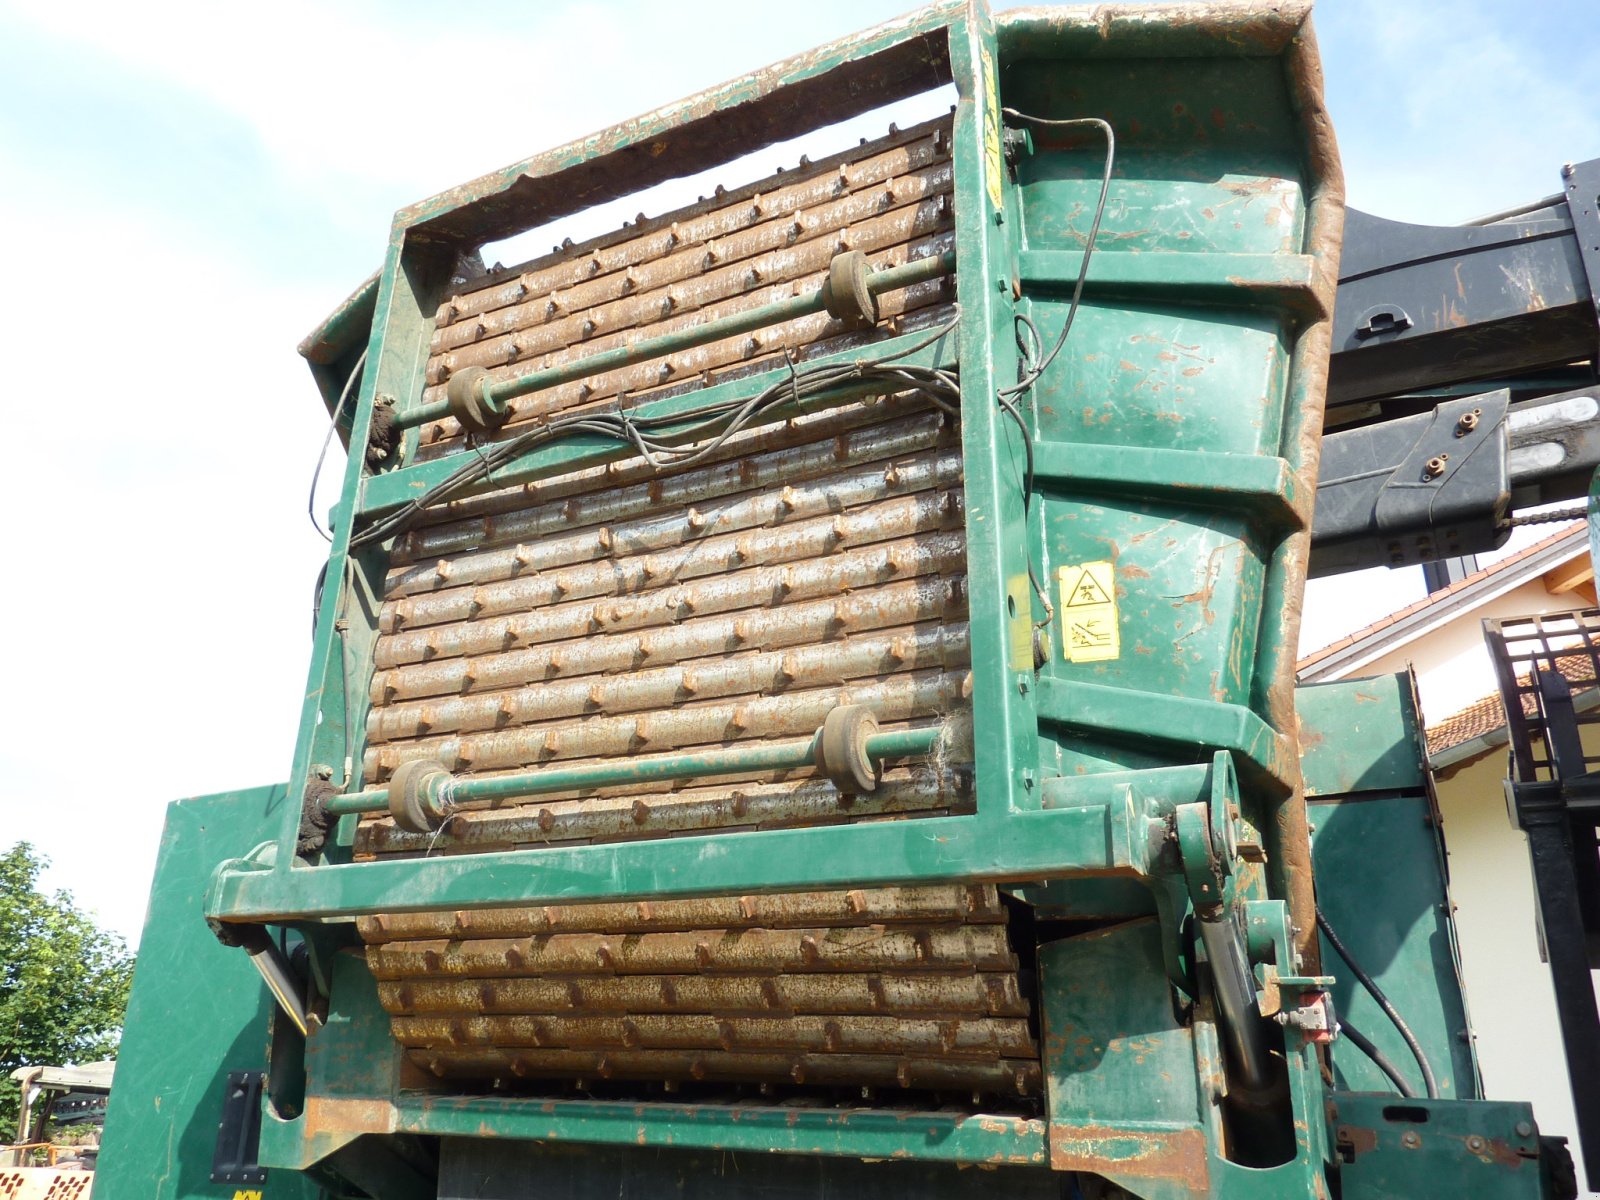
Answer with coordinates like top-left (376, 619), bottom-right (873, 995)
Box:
top-left (358, 884), bottom-right (1039, 1097)
top-left (351, 112), bottom-right (1037, 1100)
top-left (1484, 608), bottom-right (1600, 781)
top-left (413, 115), bottom-right (956, 459)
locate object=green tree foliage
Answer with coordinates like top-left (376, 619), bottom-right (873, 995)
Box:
top-left (0, 842), bottom-right (135, 1134)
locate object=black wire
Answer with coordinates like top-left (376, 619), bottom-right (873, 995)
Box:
top-left (996, 111), bottom-right (1115, 403)
top-left (1317, 904), bottom-right (1440, 1099)
top-left (992, 110), bottom-right (1116, 630)
top-left (347, 311), bottom-right (962, 554)
top-left (1338, 1018), bottom-right (1418, 1098)
top-left (308, 348), bottom-right (369, 542)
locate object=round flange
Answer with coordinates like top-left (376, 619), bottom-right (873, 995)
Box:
top-left (445, 366), bottom-right (508, 437)
top-left (388, 759), bottom-right (452, 833)
top-left (821, 250), bottom-right (879, 328)
top-left (815, 704), bottom-right (880, 793)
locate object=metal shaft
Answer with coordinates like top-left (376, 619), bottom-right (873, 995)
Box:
top-left (395, 251), bottom-right (955, 431)
top-left (326, 724), bottom-right (942, 817)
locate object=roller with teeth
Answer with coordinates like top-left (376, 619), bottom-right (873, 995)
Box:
top-left (101, 4), bottom-right (1581, 1198)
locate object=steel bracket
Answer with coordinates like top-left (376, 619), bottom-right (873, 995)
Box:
top-left (1312, 391), bottom-right (1511, 575)
top-left (210, 1070), bottom-right (268, 1187)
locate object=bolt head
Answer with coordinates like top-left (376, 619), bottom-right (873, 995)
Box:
top-left (1401, 1130), bottom-right (1422, 1149)
top-left (1516, 1120), bottom-right (1534, 1138)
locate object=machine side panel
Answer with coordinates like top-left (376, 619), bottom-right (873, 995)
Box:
top-left (96, 787), bottom-right (322, 1200)
top-left (1300, 674), bottom-right (1480, 1099)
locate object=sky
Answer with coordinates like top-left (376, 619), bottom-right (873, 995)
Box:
top-left (0, 0), bottom-right (1597, 950)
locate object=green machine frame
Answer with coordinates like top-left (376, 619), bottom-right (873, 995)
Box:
top-left (95, 3), bottom-right (1572, 1198)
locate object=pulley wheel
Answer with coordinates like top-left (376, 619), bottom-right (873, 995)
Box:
top-left (388, 759), bottom-right (452, 833)
top-left (815, 704), bottom-right (880, 794)
top-left (821, 250), bottom-right (879, 328)
top-left (445, 366), bottom-right (509, 436)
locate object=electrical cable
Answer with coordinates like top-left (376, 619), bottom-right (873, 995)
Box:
top-left (996, 112), bottom-right (1115, 405)
top-left (1337, 1018), bottom-right (1418, 1098)
top-left (346, 311), bottom-right (962, 555)
top-left (1317, 904), bottom-right (1440, 1099)
top-left (308, 348), bottom-right (369, 542)
top-left (994, 110), bottom-right (1116, 635)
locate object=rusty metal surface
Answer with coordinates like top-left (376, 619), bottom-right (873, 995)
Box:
top-left (376, 458), bottom-right (965, 634)
top-left (1048, 1125), bottom-right (1211, 1190)
top-left (433, 122), bottom-right (949, 328)
top-left (373, 576), bottom-right (966, 704)
top-left (414, 116), bottom-right (955, 454)
top-left (398, 11), bottom-right (954, 246)
top-left (409, 1048), bottom-right (1041, 1095)
top-left (372, 527), bottom-right (966, 668)
top-left (359, 765), bottom-right (973, 855)
top-left (352, 110), bottom-right (1024, 1102)
top-left (376, 971), bottom-right (1026, 1018)
top-left (358, 884), bottom-right (1002, 941)
top-left (1263, 16), bottom-right (1347, 971)
top-left (366, 923), bottom-right (1015, 979)
top-left (392, 1013), bottom-right (1035, 1056)
top-left (391, 402), bottom-right (955, 566)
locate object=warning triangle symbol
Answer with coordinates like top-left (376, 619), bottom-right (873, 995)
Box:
top-left (1065, 570), bottom-right (1112, 607)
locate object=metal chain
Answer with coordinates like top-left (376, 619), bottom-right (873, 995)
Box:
top-left (1510, 505), bottom-right (1589, 527)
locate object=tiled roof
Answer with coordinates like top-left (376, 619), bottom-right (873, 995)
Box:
top-left (1425, 692), bottom-right (1507, 757)
top-left (1424, 652), bottom-right (1598, 758)
top-left (1297, 522), bottom-right (1586, 674)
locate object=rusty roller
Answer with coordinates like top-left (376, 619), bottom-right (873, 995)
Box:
top-left (354, 114), bottom-right (1036, 1099)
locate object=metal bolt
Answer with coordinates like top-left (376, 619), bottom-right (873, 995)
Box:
top-left (1516, 1121), bottom-right (1534, 1138)
top-left (1466, 1135), bottom-right (1486, 1153)
top-left (1401, 1131), bottom-right (1421, 1149)
top-left (1455, 409), bottom-right (1480, 436)
top-left (1423, 454), bottom-right (1449, 479)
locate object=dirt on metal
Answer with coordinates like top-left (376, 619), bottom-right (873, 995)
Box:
top-left (355, 114), bottom-right (1041, 1099)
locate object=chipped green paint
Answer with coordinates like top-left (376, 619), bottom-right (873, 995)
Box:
top-left (170, 4), bottom-right (1556, 1198)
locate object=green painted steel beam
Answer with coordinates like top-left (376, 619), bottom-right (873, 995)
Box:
top-left (1018, 249), bottom-right (1323, 316)
top-left (98, 787), bottom-right (322, 1200)
top-left (359, 324), bottom-right (959, 517)
top-left (327, 725), bottom-right (942, 816)
top-left (1035, 677), bottom-right (1297, 793)
top-left (395, 4), bottom-right (964, 241)
top-left (207, 803), bottom-right (1145, 924)
top-left (1029, 440), bottom-right (1305, 526)
top-left (388, 1094), bottom-right (1047, 1165)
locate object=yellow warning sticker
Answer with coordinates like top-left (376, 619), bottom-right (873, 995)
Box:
top-left (1059, 561), bottom-right (1120, 663)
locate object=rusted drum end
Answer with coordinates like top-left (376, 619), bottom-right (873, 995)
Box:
top-left (388, 759), bottom-right (452, 833)
top-left (821, 250), bottom-right (879, 328)
top-left (445, 366), bottom-right (509, 437)
top-left (816, 705), bottom-right (881, 794)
